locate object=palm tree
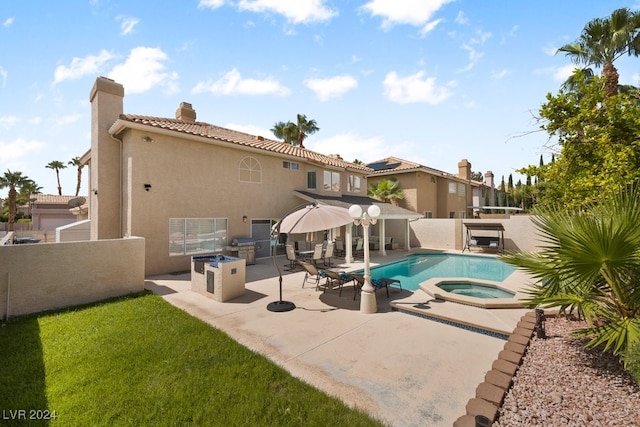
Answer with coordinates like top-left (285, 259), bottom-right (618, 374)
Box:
top-left (19, 179), bottom-right (43, 218)
top-left (294, 114), bottom-right (319, 149)
top-left (271, 121), bottom-right (298, 145)
top-left (271, 114), bottom-right (319, 149)
top-left (500, 184), bottom-right (640, 366)
top-left (367, 179), bottom-right (405, 206)
top-left (557, 7), bottom-right (640, 97)
top-left (68, 156), bottom-right (85, 197)
top-left (46, 160), bottom-right (67, 195)
top-left (0, 170), bottom-right (31, 231)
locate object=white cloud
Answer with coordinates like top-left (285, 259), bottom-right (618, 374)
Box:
top-left (457, 43), bottom-right (484, 72)
top-left (0, 115), bottom-right (18, 129)
top-left (491, 69), bottom-right (511, 79)
top-left (116, 15), bottom-right (140, 35)
top-left (383, 71), bottom-right (452, 104)
top-left (198, 0), bottom-right (226, 9)
top-left (0, 137), bottom-right (44, 163)
top-left (419, 18), bottom-right (442, 36)
top-left (53, 49), bottom-right (115, 84)
top-left (305, 132), bottom-right (388, 163)
top-left (361, 0), bottom-right (453, 33)
top-left (3, 17), bottom-right (14, 27)
top-left (192, 68), bottom-right (290, 96)
top-left (108, 47), bottom-right (178, 94)
top-left (455, 11), bottom-right (468, 25)
top-left (543, 45), bottom-right (559, 56)
top-left (0, 66), bottom-right (7, 86)
top-left (238, 0), bottom-right (337, 24)
top-left (56, 114), bottom-right (83, 126)
top-left (553, 64), bottom-right (577, 82)
top-left (470, 29), bottom-right (491, 45)
top-left (304, 75), bottom-right (358, 101)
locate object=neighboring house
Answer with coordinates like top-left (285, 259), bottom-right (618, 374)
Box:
top-left (366, 157), bottom-right (488, 219)
top-left (86, 77), bottom-right (420, 276)
top-left (30, 194), bottom-right (78, 230)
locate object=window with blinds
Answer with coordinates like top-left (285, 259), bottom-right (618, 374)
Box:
top-left (169, 218), bottom-right (228, 256)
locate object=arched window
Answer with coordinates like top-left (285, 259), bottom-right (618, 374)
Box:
top-left (239, 157), bottom-right (261, 183)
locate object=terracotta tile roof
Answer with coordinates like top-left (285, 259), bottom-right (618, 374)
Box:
top-left (31, 194), bottom-right (78, 204)
top-left (367, 156), bottom-right (458, 178)
top-left (118, 114), bottom-right (372, 172)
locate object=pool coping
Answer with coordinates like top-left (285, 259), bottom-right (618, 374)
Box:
top-left (420, 277), bottom-right (526, 309)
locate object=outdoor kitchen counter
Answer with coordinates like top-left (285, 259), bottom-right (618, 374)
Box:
top-left (191, 255), bottom-right (246, 302)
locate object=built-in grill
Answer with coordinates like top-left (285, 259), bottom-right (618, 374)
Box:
top-left (225, 237), bottom-right (257, 265)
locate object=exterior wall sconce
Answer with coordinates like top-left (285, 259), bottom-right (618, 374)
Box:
top-left (142, 136), bottom-right (153, 142)
top-left (144, 183), bottom-right (152, 192)
top-left (242, 215), bottom-right (248, 223)
top-left (92, 188), bottom-right (98, 195)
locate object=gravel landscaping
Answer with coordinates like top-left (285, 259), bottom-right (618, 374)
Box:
top-left (496, 317), bottom-right (640, 427)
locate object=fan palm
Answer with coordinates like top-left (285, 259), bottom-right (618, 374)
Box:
top-left (557, 7), bottom-right (640, 97)
top-left (68, 156), bottom-right (85, 197)
top-left (294, 114), bottom-right (319, 149)
top-left (500, 184), bottom-right (640, 366)
top-left (46, 160), bottom-right (67, 195)
top-left (271, 114), bottom-right (319, 149)
top-left (18, 179), bottom-right (42, 218)
top-left (271, 121), bottom-right (298, 145)
top-left (0, 170), bottom-right (31, 231)
top-left (367, 179), bottom-right (405, 206)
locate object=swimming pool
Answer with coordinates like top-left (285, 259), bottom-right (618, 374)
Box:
top-left (363, 253), bottom-right (515, 291)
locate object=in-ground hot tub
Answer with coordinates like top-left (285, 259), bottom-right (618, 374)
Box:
top-left (421, 277), bottom-right (525, 309)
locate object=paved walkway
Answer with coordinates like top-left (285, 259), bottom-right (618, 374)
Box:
top-left (145, 250), bottom-right (530, 427)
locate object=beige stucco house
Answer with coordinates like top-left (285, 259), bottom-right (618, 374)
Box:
top-left (30, 194), bottom-right (82, 230)
top-left (366, 157), bottom-right (486, 219)
top-left (86, 77), bottom-right (421, 276)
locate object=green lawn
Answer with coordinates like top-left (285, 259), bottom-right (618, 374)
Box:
top-left (0, 292), bottom-right (384, 426)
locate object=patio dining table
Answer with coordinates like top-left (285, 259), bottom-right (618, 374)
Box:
top-left (296, 250), bottom-right (315, 262)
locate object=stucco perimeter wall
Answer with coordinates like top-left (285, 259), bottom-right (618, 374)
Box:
top-left (0, 237), bottom-right (145, 318)
top-left (407, 218), bottom-right (459, 250)
top-left (409, 215), bottom-right (542, 253)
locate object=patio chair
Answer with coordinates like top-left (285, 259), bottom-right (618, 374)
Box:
top-left (350, 274), bottom-right (398, 299)
top-left (334, 238), bottom-right (345, 257)
top-left (284, 244), bottom-right (300, 271)
top-left (353, 238), bottom-right (364, 259)
top-left (348, 273), bottom-right (365, 300)
top-left (300, 261), bottom-right (322, 291)
top-left (310, 243), bottom-right (324, 266)
top-left (323, 242), bottom-right (334, 267)
top-left (319, 269), bottom-right (350, 296)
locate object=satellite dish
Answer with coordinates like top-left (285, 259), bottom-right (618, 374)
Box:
top-left (68, 197), bottom-right (86, 208)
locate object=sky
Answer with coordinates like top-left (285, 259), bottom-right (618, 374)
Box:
top-left (2, 0), bottom-right (640, 196)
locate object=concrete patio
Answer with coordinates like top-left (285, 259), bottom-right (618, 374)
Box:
top-left (145, 250), bottom-right (531, 426)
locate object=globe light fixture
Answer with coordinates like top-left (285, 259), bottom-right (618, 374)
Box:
top-left (349, 204), bottom-right (381, 313)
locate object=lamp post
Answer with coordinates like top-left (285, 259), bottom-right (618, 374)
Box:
top-left (349, 204), bottom-right (381, 314)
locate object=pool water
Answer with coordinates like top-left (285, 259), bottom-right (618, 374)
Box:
top-left (364, 253), bottom-right (515, 291)
top-left (436, 282), bottom-right (515, 299)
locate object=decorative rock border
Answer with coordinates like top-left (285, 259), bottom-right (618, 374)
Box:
top-left (453, 310), bottom-right (539, 426)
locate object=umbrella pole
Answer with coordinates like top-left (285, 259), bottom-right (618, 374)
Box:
top-left (267, 211), bottom-right (302, 313)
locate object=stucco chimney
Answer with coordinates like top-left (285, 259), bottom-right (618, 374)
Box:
top-left (485, 171), bottom-right (495, 206)
top-left (176, 102), bottom-right (196, 122)
top-left (458, 159), bottom-right (471, 180)
top-left (89, 76), bottom-right (124, 240)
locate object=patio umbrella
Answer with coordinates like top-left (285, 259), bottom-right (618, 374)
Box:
top-left (279, 204), bottom-right (353, 235)
top-left (268, 203), bottom-right (353, 312)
